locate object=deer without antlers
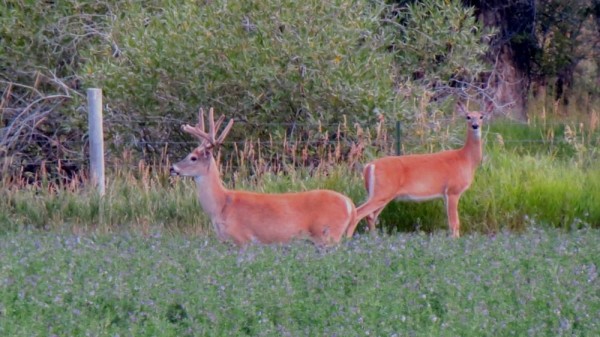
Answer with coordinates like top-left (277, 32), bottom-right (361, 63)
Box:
top-left (347, 102), bottom-right (492, 238)
top-left (170, 108), bottom-right (357, 246)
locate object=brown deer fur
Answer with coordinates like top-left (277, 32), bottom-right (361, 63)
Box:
top-left (347, 102), bottom-right (492, 238)
top-left (170, 108), bottom-right (357, 246)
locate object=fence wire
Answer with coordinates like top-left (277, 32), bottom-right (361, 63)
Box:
top-left (3, 119), bottom-right (599, 174)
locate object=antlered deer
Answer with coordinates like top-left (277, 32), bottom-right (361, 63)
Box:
top-left (346, 102), bottom-right (492, 238)
top-left (170, 108), bottom-right (357, 246)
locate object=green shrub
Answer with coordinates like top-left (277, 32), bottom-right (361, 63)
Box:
top-left (83, 0), bottom-right (400, 147)
top-left (79, 0), bottom-right (492, 157)
top-left (391, 0), bottom-right (492, 91)
top-left (2, 0), bottom-right (493, 174)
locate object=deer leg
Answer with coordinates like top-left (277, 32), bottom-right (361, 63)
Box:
top-left (445, 193), bottom-right (461, 238)
top-left (229, 233), bottom-right (248, 246)
top-left (344, 216), bottom-right (361, 238)
top-left (355, 199), bottom-right (389, 233)
top-left (366, 207), bottom-right (385, 231)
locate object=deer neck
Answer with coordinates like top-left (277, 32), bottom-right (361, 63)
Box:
top-left (194, 158), bottom-right (228, 219)
top-left (461, 127), bottom-right (483, 170)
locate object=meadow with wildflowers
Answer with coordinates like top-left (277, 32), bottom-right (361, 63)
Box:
top-left (2, 0), bottom-right (599, 334)
top-left (1, 112), bottom-right (599, 336)
top-left (1, 227), bottom-right (598, 336)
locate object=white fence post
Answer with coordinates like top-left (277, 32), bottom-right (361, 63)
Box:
top-left (87, 88), bottom-right (105, 196)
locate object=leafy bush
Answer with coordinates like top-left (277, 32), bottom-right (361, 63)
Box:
top-left (0, 1), bottom-right (120, 176)
top-left (82, 0), bottom-right (493, 147)
top-left (1, 0), bottom-right (495, 176)
top-left (82, 0), bottom-right (400, 154)
top-left (390, 0), bottom-right (492, 95)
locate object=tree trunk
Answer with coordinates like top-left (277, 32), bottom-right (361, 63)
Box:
top-left (489, 44), bottom-right (529, 120)
top-left (464, 0), bottom-right (536, 121)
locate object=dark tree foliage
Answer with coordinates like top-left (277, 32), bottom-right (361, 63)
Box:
top-left (464, 0), bottom-right (537, 75)
top-left (595, 0), bottom-right (600, 31)
top-left (535, 0), bottom-right (600, 107)
top-left (464, 0), bottom-right (600, 112)
top-left (460, 0), bottom-right (537, 119)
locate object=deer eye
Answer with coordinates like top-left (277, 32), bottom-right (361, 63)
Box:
top-left (466, 116), bottom-right (471, 120)
top-left (190, 156), bottom-right (197, 162)
top-left (480, 115), bottom-right (484, 120)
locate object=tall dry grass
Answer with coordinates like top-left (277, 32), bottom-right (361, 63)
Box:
top-left (1, 112), bottom-right (598, 236)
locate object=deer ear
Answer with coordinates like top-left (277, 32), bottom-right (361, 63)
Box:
top-left (484, 101), bottom-right (494, 115)
top-left (457, 101), bottom-right (468, 116)
top-left (202, 148), bottom-right (214, 158)
top-left (193, 147), bottom-right (212, 159)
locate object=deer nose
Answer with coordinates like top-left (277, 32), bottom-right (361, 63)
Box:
top-left (170, 166), bottom-right (179, 176)
top-left (472, 124), bottom-right (479, 130)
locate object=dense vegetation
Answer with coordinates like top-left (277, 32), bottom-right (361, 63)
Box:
top-left (1, 2), bottom-right (599, 335)
top-left (1, 0), bottom-right (598, 234)
top-left (2, 0), bottom-right (599, 171)
top-left (2, 117), bottom-right (598, 234)
top-left (1, 228), bottom-right (598, 336)
top-left (1, 0), bottom-right (493, 174)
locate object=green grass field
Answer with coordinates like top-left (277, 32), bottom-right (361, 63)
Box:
top-left (2, 1), bottom-right (599, 334)
top-left (1, 228), bottom-right (598, 336)
top-left (1, 116), bottom-right (599, 336)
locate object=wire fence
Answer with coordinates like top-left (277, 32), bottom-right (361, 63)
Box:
top-left (11, 134), bottom-right (596, 150)
top-left (3, 87), bottom-right (598, 179)
top-left (6, 120), bottom-right (598, 167)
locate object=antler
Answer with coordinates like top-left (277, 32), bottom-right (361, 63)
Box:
top-left (182, 107), bottom-right (234, 150)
